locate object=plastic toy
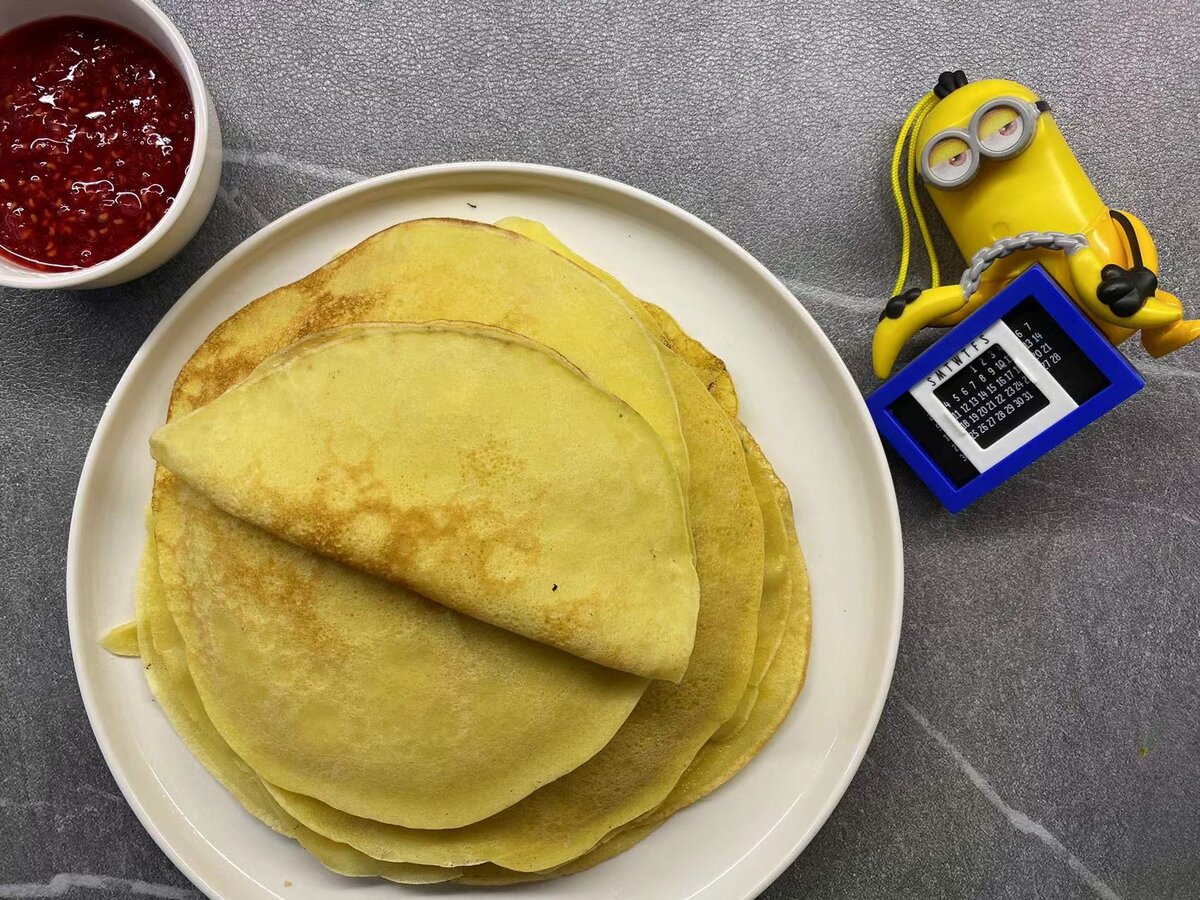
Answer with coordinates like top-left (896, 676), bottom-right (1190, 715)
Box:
top-left (866, 265), bottom-right (1144, 512)
top-left (873, 69), bottom-right (1200, 379)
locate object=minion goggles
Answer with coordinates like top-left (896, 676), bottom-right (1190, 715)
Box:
top-left (920, 97), bottom-right (1052, 189)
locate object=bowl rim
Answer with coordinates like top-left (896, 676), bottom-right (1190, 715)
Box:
top-left (0, 0), bottom-right (212, 289)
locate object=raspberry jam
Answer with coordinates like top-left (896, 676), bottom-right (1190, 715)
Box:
top-left (0, 17), bottom-right (194, 271)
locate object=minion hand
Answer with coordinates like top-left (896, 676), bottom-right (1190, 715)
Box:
top-left (872, 284), bottom-right (971, 378)
top-left (1096, 264), bottom-right (1157, 318)
top-left (879, 287), bottom-right (923, 321)
top-left (1066, 246), bottom-right (1179, 330)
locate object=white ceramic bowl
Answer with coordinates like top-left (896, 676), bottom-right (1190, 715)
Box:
top-left (0, 0), bottom-right (222, 290)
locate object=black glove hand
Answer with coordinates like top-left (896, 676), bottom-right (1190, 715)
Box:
top-left (1096, 264), bottom-right (1158, 318)
top-left (879, 287), bottom-right (922, 321)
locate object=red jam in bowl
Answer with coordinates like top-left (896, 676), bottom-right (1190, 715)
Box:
top-left (0, 16), bottom-right (195, 271)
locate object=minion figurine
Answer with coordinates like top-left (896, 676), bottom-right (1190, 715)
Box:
top-left (873, 69), bottom-right (1200, 379)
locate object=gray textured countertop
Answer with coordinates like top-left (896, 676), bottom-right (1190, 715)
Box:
top-left (2, 1), bottom-right (1198, 897)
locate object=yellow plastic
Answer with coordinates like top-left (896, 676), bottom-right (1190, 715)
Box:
top-left (873, 77), bottom-right (1200, 378)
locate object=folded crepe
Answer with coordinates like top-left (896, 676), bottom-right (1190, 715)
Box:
top-left (151, 322), bottom-right (699, 683)
top-left (262, 349), bottom-right (764, 872)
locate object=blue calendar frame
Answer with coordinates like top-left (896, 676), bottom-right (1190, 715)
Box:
top-left (866, 265), bottom-right (1145, 513)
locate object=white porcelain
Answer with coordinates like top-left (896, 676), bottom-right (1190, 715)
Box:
top-left (68, 163), bottom-right (904, 900)
top-left (0, 0), bottom-right (221, 289)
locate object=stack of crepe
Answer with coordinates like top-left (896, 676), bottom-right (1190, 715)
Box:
top-left (102, 217), bottom-right (812, 885)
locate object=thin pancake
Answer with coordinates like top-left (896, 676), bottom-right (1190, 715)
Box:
top-left (457, 513), bottom-right (811, 886)
top-left (563, 528), bottom-right (812, 877)
top-left (166, 218), bottom-right (688, 493)
top-left (265, 352), bottom-right (763, 872)
top-left (151, 322), bottom-right (698, 682)
top-left (710, 426), bottom-right (793, 742)
top-left (451, 227), bottom-right (812, 883)
top-left (493, 216), bottom-right (737, 418)
top-left (495, 218), bottom-right (793, 739)
top-left (99, 621), bottom-right (139, 657)
top-left (131, 523), bottom-right (461, 884)
top-left (641, 301), bottom-right (738, 419)
top-left (153, 480), bottom-right (648, 830)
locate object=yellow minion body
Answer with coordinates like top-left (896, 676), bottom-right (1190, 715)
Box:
top-left (872, 73), bottom-right (1198, 379)
top-left (921, 80), bottom-right (1104, 267)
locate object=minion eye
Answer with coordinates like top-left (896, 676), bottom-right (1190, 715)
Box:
top-left (978, 105), bottom-right (1026, 155)
top-left (927, 136), bottom-right (974, 187)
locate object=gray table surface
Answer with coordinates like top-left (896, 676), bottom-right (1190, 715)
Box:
top-left (2, 1), bottom-right (1198, 897)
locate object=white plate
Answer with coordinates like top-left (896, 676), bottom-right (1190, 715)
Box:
top-left (67, 163), bottom-right (903, 900)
